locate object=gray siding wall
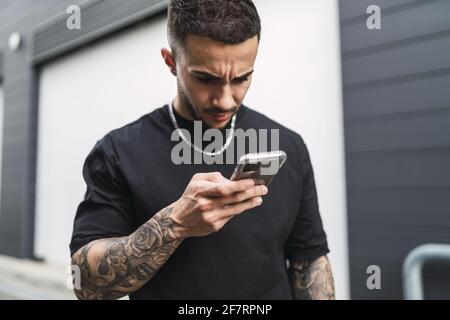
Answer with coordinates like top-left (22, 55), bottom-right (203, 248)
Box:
top-left (0, 52), bottom-right (3, 81)
top-left (340, 0), bottom-right (450, 299)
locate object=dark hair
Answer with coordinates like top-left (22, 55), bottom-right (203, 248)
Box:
top-left (168, 0), bottom-right (261, 56)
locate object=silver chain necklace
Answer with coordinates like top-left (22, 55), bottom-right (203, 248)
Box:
top-left (168, 104), bottom-right (237, 157)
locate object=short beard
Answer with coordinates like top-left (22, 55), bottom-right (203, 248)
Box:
top-left (177, 80), bottom-right (201, 121)
top-left (176, 79), bottom-right (239, 129)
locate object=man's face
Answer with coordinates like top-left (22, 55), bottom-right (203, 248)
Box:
top-left (166, 34), bottom-right (259, 129)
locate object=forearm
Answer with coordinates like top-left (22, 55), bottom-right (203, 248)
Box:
top-left (288, 255), bottom-right (335, 300)
top-left (71, 206), bottom-right (182, 300)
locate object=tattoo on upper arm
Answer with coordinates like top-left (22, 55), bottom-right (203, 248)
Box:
top-left (288, 255), bottom-right (335, 300)
top-left (72, 206), bottom-right (181, 300)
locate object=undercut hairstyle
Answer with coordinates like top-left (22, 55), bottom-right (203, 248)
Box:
top-left (167, 0), bottom-right (261, 58)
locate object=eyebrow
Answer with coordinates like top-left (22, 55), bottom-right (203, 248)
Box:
top-left (191, 70), bottom-right (254, 80)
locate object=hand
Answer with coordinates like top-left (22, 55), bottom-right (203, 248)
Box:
top-left (169, 172), bottom-right (268, 239)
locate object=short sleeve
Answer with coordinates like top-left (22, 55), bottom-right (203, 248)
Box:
top-left (69, 138), bottom-right (136, 256)
top-left (284, 140), bottom-right (330, 262)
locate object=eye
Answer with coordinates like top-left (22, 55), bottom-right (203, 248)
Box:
top-left (197, 77), bottom-right (217, 84)
top-left (233, 77), bottom-right (249, 84)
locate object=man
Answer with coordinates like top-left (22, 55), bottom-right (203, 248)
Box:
top-left (70, 0), bottom-right (334, 300)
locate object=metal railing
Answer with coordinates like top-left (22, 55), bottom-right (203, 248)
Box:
top-left (403, 243), bottom-right (450, 300)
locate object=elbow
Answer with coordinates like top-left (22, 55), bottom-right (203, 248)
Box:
top-left (70, 253), bottom-right (103, 300)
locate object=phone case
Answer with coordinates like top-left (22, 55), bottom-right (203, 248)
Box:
top-left (230, 151), bottom-right (287, 185)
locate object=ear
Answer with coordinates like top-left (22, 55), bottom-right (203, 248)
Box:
top-left (161, 48), bottom-right (177, 76)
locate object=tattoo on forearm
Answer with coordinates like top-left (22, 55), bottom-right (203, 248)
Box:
top-left (288, 255), bottom-right (335, 300)
top-left (72, 207), bottom-right (182, 300)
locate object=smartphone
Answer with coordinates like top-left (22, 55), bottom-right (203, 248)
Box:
top-left (230, 151), bottom-right (287, 186)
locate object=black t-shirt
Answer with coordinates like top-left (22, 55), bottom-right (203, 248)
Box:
top-left (70, 104), bottom-right (329, 299)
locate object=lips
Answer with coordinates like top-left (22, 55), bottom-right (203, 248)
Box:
top-left (210, 113), bottom-right (232, 122)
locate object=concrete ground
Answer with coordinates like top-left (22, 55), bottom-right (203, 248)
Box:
top-left (0, 255), bottom-right (77, 300)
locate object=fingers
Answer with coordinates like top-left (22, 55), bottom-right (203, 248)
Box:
top-left (215, 184), bottom-right (268, 207)
top-left (214, 196), bottom-right (263, 219)
top-left (198, 178), bottom-right (256, 197)
top-left (201, 196), bottom-right (263, 231)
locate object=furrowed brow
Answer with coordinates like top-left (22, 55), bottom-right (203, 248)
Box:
top-left (191, 70), bottom-right (254, 80)
top-left (191, 70), bottom-right (221, 80)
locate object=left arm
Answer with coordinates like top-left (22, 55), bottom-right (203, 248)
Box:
top-left (287, 255), bottom-right (335, 300)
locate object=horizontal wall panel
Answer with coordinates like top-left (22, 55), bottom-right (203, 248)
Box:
top-left (344, 72), bottom-right (450, 118)
top-left (32, 0), bottom-right (167, 64)
top-left (341, 0), bottom-right (450, 52)
top-left (348, 192), bottom-right (450, 227)
top-left (343, 32), bottom-right (450, 85)
top-left (350, 223), bottom-right (450, 262)
top-left (346, 112), bottom-right (450, 152)
top-left (339, 0), bottom-right (417, 21)
top-left (347, 153), bottom-right (450, 187)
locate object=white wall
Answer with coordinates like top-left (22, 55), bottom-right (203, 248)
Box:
top-left (249, 0), bottom-right (349, 299)
top-left (35, 0), bottom-right (349, 299)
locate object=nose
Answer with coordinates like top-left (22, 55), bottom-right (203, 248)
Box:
top-left (211, 84), bottom-right (235, 112)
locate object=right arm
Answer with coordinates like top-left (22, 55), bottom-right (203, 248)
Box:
top-left (71, 172), bottom-right (267, 300)
top-left (71, 205), bottom-right (181, 300)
